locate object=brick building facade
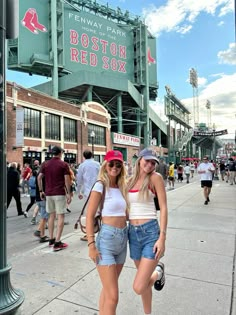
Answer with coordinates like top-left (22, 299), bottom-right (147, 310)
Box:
top-left (6, 82), bottom-right (142, 167)
top-left (6, 82), bottom-right (111, 166)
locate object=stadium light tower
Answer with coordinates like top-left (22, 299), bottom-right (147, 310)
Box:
top-left (189, 68), bottom-right (199, 128)
top-left (206, 100), bottom-right (212, 128)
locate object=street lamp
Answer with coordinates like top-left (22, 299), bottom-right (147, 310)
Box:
top-left (90, 131), bottom-right (95, 155)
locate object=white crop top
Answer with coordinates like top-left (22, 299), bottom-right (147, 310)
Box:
top-left (92, 181), bottom-right (126, 217)
top-left (129, 189), bottom-right (157, 220)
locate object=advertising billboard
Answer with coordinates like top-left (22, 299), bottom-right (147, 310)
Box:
top-left (16, 1), bottom-right (134, 80)
top-left (64, 8), bottom-right (134, 79)
top-left (18, 3), bottom-right (50, 64)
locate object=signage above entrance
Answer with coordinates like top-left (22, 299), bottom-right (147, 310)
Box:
top-left (113, 133), bottom-right (140, 147)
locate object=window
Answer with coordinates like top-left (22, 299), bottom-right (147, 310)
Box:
top-left (45, 113), bottom-right (60, 140)
top-left (88, 124), bottom-right (106, 146)
top-left (64, 118), bottom-right (77, 142)
top-left (24, 108), bottom-right (41, 138)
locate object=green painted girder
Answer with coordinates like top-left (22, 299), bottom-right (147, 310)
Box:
top-left (58, 71), bottom-right (143, 108)
top-left (149, 107), bottom-right (167, 135)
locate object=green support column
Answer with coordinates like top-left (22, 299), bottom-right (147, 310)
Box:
top-left (0, 0), bottom-right (24, 313)
top-left (136, 109), bottom-right (141, 138)
top-left (143, 24), bottom-right (150, 147)
top-left (117, 94), bottom-right (123, 133)
top-left (157, 129), bottom-right (161, 146)
top-left (51, 0), bottom-right (58, 98)
top-left (87, 85), bottom-right (93, 102)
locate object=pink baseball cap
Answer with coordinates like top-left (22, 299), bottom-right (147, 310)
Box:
top-left (104, 150), bottom-right (123, 162)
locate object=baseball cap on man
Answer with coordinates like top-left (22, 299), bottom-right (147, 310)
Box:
top-left (138, 148), bottom-right (159, 164)
top-left (104, 150), bottom-right (123, 162)
top-left (52, 145), bottom-right (65, 155)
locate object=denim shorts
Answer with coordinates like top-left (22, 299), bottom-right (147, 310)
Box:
top-left (96, 224), bottom-right (128, 266)
top-left (36, 200), bottom-right (48, 219)
top-left (128, 219), bottom-right (160, 261)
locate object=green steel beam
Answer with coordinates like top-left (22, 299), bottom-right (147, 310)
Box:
top-left (51, 0), bottom-right (59, 98)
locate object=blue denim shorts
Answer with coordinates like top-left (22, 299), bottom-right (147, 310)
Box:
top-left (36, 200), bottom-right (48, 219)
top-left (96, 224), bottom-right (128, 266)
top-left (128, 219), bottom-right (160, 261)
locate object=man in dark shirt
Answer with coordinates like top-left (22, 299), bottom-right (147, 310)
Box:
top-left (219, 161), bottom-right (226, 181)
top-left (228, 158), bottom-right (236, 185)
top-left (38, 146), bottom-right (71, 251)
top-left (7, 162), bottom-right (24, 215)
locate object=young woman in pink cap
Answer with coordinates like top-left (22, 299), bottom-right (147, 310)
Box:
top-left (86, 150), bottom-right (129, 315)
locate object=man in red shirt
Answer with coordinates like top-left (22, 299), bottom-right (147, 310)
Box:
top-left (21, 163), bottom-right (32, 196)
top-left (38, 146), bottom-right (71, 251)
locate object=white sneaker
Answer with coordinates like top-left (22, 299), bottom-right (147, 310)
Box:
top-left (23, 211), bottom-right (28, 218)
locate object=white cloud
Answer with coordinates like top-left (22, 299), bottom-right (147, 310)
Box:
top-left (181, 73), bottom-right (236, 134)
top-left (142, 0), bottom-right (233, 36)
top-left (198, 77), bottom-right (208, 87)
top-left (219, 0), bottom-right (234, 16)
top-left (176, 24), bottom-right (192, 34)
top-left (217, 21), bottom-right (225, 26)
top-left (218, 43), bottom-right (236, 65)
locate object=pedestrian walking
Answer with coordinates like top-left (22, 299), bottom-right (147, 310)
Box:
top-left (127, 148), bottom-right (168, 315)
top-left (177, 164), bottom-right (184, 182)
top-left (197, 156), bottom-right (215, 205)
top-left (86, 150), bottom-right (129, 315)
top-left (21, 163), bottom-right (32, 196)
top-left (156, 157), bottom-right (168, 186)
top-left (33, 168), bottom-right (49, 243)
top-left (184, 163), bottom-right (191, 183)
top-left (23, 170), bottom-right (37, 217)
top-left (66, 165), bottom-right (76, 213)
top-left (219, 160), bottom-right (226, 181)
top-left (76, 149), bottom-right (100, 241)
top-left (38, 146), bottom-right (72, 251)
top-left (168, 162), bottom-right (175, 189)
top-left (7, 162), bottom-right (24, 216)
top-left (190, 162), bottom-right (195, 178)
top-left (228, 158), bottom-right (236, 185)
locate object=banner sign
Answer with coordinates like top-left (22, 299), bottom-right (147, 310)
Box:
top-left (16, 108), bottom-right (24, 147)
top-left (194, 129), bottom-right (228, 136)
top-left (113, 132), bottom-right (140, 147)
top-left (64, 8), bottom-right (134, 78)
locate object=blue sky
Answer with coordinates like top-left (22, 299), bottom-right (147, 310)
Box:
top-left (7, 0), bottom-right (236, 138)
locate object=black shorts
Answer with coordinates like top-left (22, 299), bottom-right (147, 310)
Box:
top-left (201, 180), bottom-right (212, 188)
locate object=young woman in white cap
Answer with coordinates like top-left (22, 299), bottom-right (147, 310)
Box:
top-left (127, 147), bottom-right (168, 315)
top-left (86, 150), bottom-right (129, 315)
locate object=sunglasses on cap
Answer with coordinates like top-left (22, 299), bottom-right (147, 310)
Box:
top-left (108, 161), bottom-right (123, 169)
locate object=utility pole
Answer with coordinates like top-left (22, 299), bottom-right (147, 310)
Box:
top-left (0, 1), bottom-right (24, 314)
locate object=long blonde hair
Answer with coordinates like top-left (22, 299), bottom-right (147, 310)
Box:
top-left (98, 160), bottom-right (130, 210)
top-left (127, 157), bottom-right (155, 201)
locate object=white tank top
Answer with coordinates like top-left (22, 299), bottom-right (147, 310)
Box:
top-left (92, 181), bottom-right (126, 217)
top-left (129, 189), bottom-right (157, 220)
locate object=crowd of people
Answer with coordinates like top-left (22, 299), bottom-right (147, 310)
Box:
top-left (7, 146), bottom-right (236, 314)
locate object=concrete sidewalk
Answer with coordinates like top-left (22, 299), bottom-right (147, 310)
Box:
top-left (9, 179), bottom-right (236, 315)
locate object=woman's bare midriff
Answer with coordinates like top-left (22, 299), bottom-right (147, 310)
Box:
top-left (129, 219), bottom-right (153, 226)
top-left (102, 216), bottom-right (127, 228)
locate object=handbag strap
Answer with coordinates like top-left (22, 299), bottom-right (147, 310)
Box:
top-left (74, 180), bottom-right (105, 227)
